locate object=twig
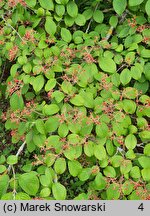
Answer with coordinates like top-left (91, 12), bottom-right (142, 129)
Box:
top-left (116, 147), bottom-right (125, 156)
top-left (137, 141), bottom-right (150, 147)
top-left (1, 15), bottom-right (24, 42)
top-left (117, 63), bottom-right (127, 72)
top-left (119, 11), bottom-right (128, 24)
top-left (103, 10), bottom-right (128, 42)
top-left (102, 8), bottom-right (114, 13)
top-left (86, 3), bottom-right (99, 33)
top-left (33, 110), bottom-right (45, 116)
top-left (103, 26), bottom-right (114, 41)
top-left (7, 141), bottom-right (26, 173)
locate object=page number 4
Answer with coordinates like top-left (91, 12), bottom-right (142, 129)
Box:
top-left (138, 203), bottom-right (144, 211)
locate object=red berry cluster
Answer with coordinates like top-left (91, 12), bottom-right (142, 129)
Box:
top-left (8, 0), bottom-right (26, 7)
top-left (8, 45), bottom-right (18, 61)
top-left (7, 79), bottom-right (22, 96)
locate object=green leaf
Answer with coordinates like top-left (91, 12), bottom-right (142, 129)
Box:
top-left (67, 1), bottom-right (78, 18)
top-left (40, 188), bottom-right (51, 198)
top-left (74, 193), bottom-right (88, 200)
top-left (45, 17), bottom-right (56, 35)
top-left (0, 175), bottom-right (9, 199)
top-left (40, 174), bottom-right (52, 187)
top-left (141, 168), bottom-right (150, 181)
top-left (122, 180), bottom-right (134, 195)
top-left (146, 0), bottom-right (150, 17)
top-left (122, 87), bottom-right (138, 99)
top-left (131, 66), bottom-right (142, 80)
top-left (113, 0), bottom-right (127, 15)
top-left (110, 155), bottom-right (123, 167)
top-left (120, 69), bottom-right (131, 85)
top-left (123, 99), bottom-right (136, 114)
top-left (45, 153), bottom-right (56, 167)
top-left (55, 4), bottom-right (65, 17)
top-left (0, 155), bottom-right (6, 165)
top-left (35, 119), bottom-right (45, 134)
top-left (52, 182), bottom-right (66, 200)
top-left (99, 57), bottom-right (116, 73)
top-left (125, 134), bottom-right (137, 149)
top-left (0, 165), bottom-right (6, 174)
top-left (94, 145), bottom-right (106, 160)
top-left (129, 0), bottom-right (144, 7)
top-left (144, 63), bottom-right (150, 81)
top-left (52, 91), bottom-right (64, 103)
top-left (138, 156), bottom-right (150, 168)
top-left (106, 140), bottom-right (115, 156)
top-left (106, 183), bottom-right (120, 199)
top-left (125, 52), bottom-right (135, 65)
top-left (64, 15), bottom-right (75, 27)
top-left (61, 80), bottom-right (73, 94)
top-left (26, 130), bottom-right (36, 153)
top-left (130, 166), bottom-right (141, 179)
top-left (93, 10), bottom-right (104, 23)
top-left (60, 0), bottom-right (69, 4)
top-left (111, 73), bottom-right (120, 87)
top-left (61, 28), bottom-right (72, 43)
top-left (45, 79), bottom-right (56, 92)
top-left (39, 0), bottom-right (54, 10)
top-left (58, 123), bottom-right (69, 137)
top-left (68, 160), bottom-right (82, 177)
top-left (83, 9), bottom-right (93, 20)
top-left (94, 173), bottom-right (106, 190)
top-left (96, 123), bottom-right (109, 138)
top-left (32, 75), bottom-right (44, 93)
top-left (19, 172), bottom-right (39, 196)
top-left (7, 155), bottom-right (18, 165)
top-left (120, 160), bottom-right (132, 174)
top-left (15, 192), bottom-right (31, 200)
top-left (109, 16), bottom-right (118, 27)
top-left (70, 95), bottom-right (84, 106)
top-left (10, 64), bottom-right (20, 77)
top-left (140, 49), bottom-right (150, 58)
top-left (25, 0), bottom-right (36, 7)
top-left (75, 14), bottom-right (86, 26)
top-left (10, 93), bottom-right (24, 111)
top-left (43, 104), bottom-right (60, 116)
top-left (23, 63), bottom-right (32, 74)
top-left (80, 91), bottom-right (94, 108)
top-left (139, 130), bottom-right (150, 141)
top-left (78, 168), bottom-right (91, 181)
top-left (144, 144), bottom-right (150, 156)
top-left (54, 158), bottom-right (66, 174)
top-left (33, 134), bottom-right (46, 147)
top-left (103, 166), bottom-right (116, 178)
top-left (1, 193), bottom-right (13, 200)
top-left (18, 56), bottom-right (28, 65)
top-left (64, 145), bottom-right (82, 160)
top-left (45, 116), bottom-right (59, 133)
top-left (84, 141), bottom-right (94, 157)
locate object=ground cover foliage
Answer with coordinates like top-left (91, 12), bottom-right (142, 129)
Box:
top-left (0, 0), bottom-right (150, 200)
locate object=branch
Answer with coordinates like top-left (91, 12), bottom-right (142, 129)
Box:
top-left (137, 140), bottom-right (150, 147)
top-left (86, 3), bottom-right (99, 33)
top-left (1, 15), bottom-right (24, 42)
top-left (7, 141), bottom-right (26, 173)
top-left (102, 10), bottom-right (128, 42)
top-left (103, 26), bottom-right (114, 41)
top-left (119, 10), bottom-right (128, 24)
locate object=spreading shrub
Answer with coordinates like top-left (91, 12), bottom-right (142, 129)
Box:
top-left (0, 0), bottom-right (150, 200)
